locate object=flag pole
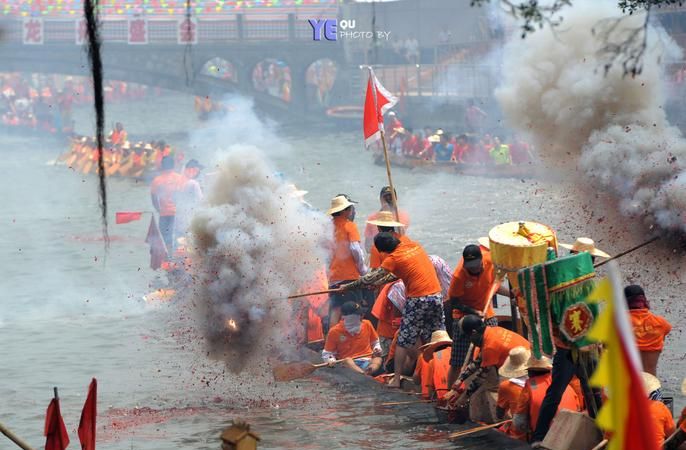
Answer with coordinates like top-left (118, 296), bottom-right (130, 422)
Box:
top-left (368, 67), bottom-right (401, 226)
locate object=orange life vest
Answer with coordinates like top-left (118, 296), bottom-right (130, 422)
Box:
top-left (528, 373), bottom-right (579, 430)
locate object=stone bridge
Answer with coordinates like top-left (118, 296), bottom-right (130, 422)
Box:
top-left (0, 15), bottom-right (348, 116)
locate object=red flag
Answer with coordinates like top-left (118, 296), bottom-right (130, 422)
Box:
top-left (363, 68), bottom-right (398, 146)
top-left (78, 379), bottom-right (97, 450)
top-left (115, 211), bottom-right (143, 224)
top-left (45, 397), bottom-right (70, 450)
top-left (145, 216), bottom-right (168, 270)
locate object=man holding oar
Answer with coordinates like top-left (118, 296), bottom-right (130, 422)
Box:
top-left (342, 232), bottom-right (445, 388)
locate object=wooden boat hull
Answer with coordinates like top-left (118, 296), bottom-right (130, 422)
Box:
top-left (373, 153), bottom-right (537, 179)
top-left (297, 349), bottom-right (532, 449)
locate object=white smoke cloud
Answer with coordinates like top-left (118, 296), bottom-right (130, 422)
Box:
top-left (496, 0), bottom-right (686, 231)
top-left (186, 99), bottom-right (332, 373)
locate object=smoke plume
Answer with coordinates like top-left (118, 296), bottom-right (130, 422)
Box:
top-left (188, 136), bottom-right (331, 373)
top-left (496, 0), bottom-right (686, 232)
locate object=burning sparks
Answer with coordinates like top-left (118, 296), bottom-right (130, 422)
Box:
top-left (225, 318), bottom-right (238, 332)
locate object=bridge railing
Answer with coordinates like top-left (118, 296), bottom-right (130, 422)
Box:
top-left (0, 15), bottom-right (317, 44)
top-left (365, 64), bottom-right (497, 99)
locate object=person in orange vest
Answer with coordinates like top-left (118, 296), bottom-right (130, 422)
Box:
top-left (446, 243), bottom-right (510, 388)
top-left (624, 284), bottom-right (672, 378)
top-left (150, 156), bottom-right (187, 252)
top-left (322, 301), bottom-right (383, 375)
top-left (445, 314), bottom-right (531, 408)
top-left (496, 346), bottom-right (530, 441)
top-left (363, 186), bottom-right (410, 254)
top-left (344, 232), bottom-right (445, 388)
top-left (326, 195), bottom-right (368, 331)
top-left (110, 122), bottom-right (127, 146)
top-left (641, 372), bottom-right (675, 449)
top-left (512, 355), bottom-right (581, 442)
top-left (417, 330), bottom-right (453, 402)
top-left (664, 377), bottom-right (686, 450)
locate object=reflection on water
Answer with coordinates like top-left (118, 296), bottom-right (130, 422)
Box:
top-left (1, 92), bottom-right (684, 449)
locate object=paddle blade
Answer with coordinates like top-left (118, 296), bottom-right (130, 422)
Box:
top-left (272, 361), bottom-right (317, 382)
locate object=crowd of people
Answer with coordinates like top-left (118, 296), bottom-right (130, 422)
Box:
top-left (252, 60), bottom-right (292, 103)
top-left (56, 123), bottom-right (187, 179)
top-left (382, 111), bottom-right (535, 166)
top-left (289, 187), bottom-right (680, 448)
top-left (1, 73), bottom-right (154, 135)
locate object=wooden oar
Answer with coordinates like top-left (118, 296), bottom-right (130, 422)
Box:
top-left (590, 439), bottom-right (608, 450)
top-left (287, 287), bottom-right (342, 300)
top-left (272, 352), bottom-right (373, 382)
top-left (380, 399), bottom-right (433, 406)
top-left (448, 419), bottom-right (512, 439)
top-left (0, 421), bottom-right (35, 450)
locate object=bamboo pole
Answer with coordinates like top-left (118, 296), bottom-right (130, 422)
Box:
top-left (590, 439), bottom-right (608, 450)
top-left (0, 422), bottom-right (36, 450)
top-left (593, 236), bottom-right (660, 268)
top-left (287, 288), bottom-right (342, 300)
top-left (448, 419), bottom-right (512, 439)
top-left (380, 400), bottom-right (433, 406)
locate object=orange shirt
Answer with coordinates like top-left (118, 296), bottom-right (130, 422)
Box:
top-left (679, 406), bottom-right (686, 433)
top-left (629, 309), bottom-right (672, 352)
top-left (371, 282), bottom-right (402, 339)
top-left (480, 326), bottom-right (531, 368)
top-left (648, 400), bottom-right (675, 448)
top-left (329, 216), bottom-right (362, 282)
top-left (497, 379), bottom-right (525, 413)
top-left (514, 372), bottom-right (579, 432)
top-left (324, 319), bottom-right (378, 360)
top-left (430, 347), bottom-right (452, 399)
top-left (381, 238), bottom-right (441, 298)
top-left (414, 356), bottom-right (433, 399)
top-left (364, 209), bottom-right (410, 246)
top-left (150, 171), bottom-right (187, 216)
top-left (370, 233), bottom-right (408, 269)
top-left (448, 251), bottom-right (497, 319)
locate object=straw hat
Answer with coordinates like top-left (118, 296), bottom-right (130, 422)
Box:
top-left (419, 330), bottom-right (453, 362)
top-left (144, 143), bottom-right (153, 151)
top-left (366, 211), bottom-right (406, 228)
top-left (560, 237), bottom-right (610, 258)
top-left (526, 355), bottom-right (553, 371)
top-left (427, 134), bottom-right (440, 143)
top-left (498, 346), bottom-right (531, 378)
top-left (641, 372), bottom-right (661, 396)
top-left (122, 141), bottom-right (131, 150)
top-left (477, 236), bottom-right (490, 249)
top-left (326, 195), bottom-right (357, 215)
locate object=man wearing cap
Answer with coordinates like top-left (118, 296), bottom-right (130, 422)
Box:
top-left (363, 186), bottom-right (410, 254)
top-left (624, 284), bottom-right (672, 377)
top-left (512, 355), bottom-right (581, 441)
top-left (446, 243), bottom-right (510, 388)
top-left (322, 301), bottom-right (383, 375)
top-left (327, 194), bottom-right (368, 330)
top-left (345, 232), bottom-right (445, 388)
top-left (151, 155), bottom-right (187, 252)
top-left (445, 315), bottom-right (530, 408)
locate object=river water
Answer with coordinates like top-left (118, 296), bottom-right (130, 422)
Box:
top-left (1, 91), bottom-right (685, 450)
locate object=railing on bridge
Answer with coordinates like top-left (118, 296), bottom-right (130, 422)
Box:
top-left (0, 15), bottom-right (316, 44)
top-left (359, 64), bottom-right (497, 100)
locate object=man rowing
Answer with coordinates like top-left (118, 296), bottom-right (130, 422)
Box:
top-left (342, 231), bottom-right (445, 388)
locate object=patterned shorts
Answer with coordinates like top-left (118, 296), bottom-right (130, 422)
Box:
top-left (397, 294), bottom-right (445, 349)
top-left (450, 316), bottom-right (498, 368)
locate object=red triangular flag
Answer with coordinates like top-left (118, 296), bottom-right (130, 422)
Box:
top-left (363, 68), bottom-right (398, 146)
top-left (78, 379), bottom-right (97, 450)
top-left (45, 397), bottom-right (70, 450)
top-left (115, 212), bottom-right (143, 224)
top-left (145, 216), bottom-right (168, 270)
